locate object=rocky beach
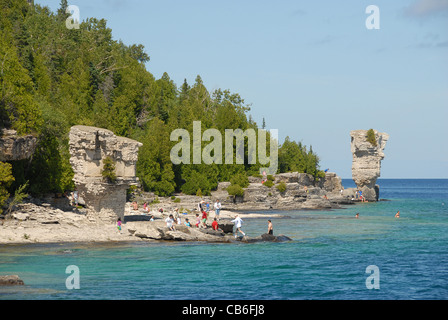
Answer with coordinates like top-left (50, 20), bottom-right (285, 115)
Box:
top-left (0, 199), bottom-right (291, 244)
top-left (0, 170), bottom-right (357, 245)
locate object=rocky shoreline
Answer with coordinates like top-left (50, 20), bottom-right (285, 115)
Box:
top-left (0, 171), bottom-right (367, 245)
top-left (0, 200), bottom-right (292, 245)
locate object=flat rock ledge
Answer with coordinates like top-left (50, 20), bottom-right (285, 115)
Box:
top-left (0, 202), bottom-right (292, 244)
top-left (127, 220), bottom-right (292, 243)
top-left (0, 275), bottom-right (25, 286)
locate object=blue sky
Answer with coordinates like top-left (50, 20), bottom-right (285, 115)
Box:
top-left (37, 0), bottom-right (448, 178)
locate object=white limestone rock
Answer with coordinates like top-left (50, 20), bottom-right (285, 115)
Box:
top-left (350, 129), bottom-right (389, 201)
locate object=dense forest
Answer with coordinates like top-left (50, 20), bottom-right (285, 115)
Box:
top-left (0, 0), bottom-right (324, 208)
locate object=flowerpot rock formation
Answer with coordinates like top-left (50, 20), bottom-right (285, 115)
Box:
top-left (69, 125), bottom-right (142, 221)
top-left (350, 129), bottom-right (389, 201)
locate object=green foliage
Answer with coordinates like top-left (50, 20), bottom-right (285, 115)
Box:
top-left (135, 118), bottom-right (175, 196)
top-left (276, 181), bottom-right (287, 193)
top-left (278, 136), bottom-right (323, 180)
top-left (226, 184), bottom-right (245, 197)
top-left (0, 0), bottom-right (324, 198)
top-left (230, 172), bottom-right (249, 188)
top-left (151, 196), bottom-right (160, 204)
top-left (366, 129), bottom-right (377, 147)
top-left (6, 181), bottom-right (28, 216)
top-left (267, 174), bottom-right (275, 181)
top-left (263, 180), bottom-right (274, 188)
top-left (181, 170), bottom-right (211, 196)
top-left (0, 161), bottom-right (15, 214)
top-left (101, 157), bottom-right (117, 183)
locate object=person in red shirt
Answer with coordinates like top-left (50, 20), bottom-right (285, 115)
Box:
top-left (201, 210), bottom-right (208, 228)
top-left (211, 217), bottom-right (224, 232)
top-left (212, 218), bottom-right (219, 230)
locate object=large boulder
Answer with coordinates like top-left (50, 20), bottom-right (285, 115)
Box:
top-left (0, 275), bottom-right (25, 286)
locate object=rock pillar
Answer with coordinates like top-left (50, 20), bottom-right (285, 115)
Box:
top-left (69, 125), bottom-right (142, 221)
top-left (350, 129), bottom-right (389, 201)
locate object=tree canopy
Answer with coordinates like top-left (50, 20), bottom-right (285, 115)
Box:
top-left (0, 0), bottom-right (324, 199)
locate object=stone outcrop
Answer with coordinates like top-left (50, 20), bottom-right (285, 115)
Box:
top-left (211, 171), bottom-right (349, 210)
top-left (127, 220), bottom-right (292, 243)
top-left (0, 275), bottom-right (25, 286)
top-left (350, 130), bottom-right (389, 201)
top-left (241, 233), bottom-right (292, 243)
top-left (0, 129), bottom-right (37, 161)
top-left (128, 221), bottom-right (233, 242)
top-left (69, 125), bottom-right (142, 221)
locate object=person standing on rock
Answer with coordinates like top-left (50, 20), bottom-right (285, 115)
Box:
top-left (72, 189), bottom-right (78, 207)
top-left (214, 199), bottom-right (222, 221)
top-left (117, 217), bottom-right (122, 233)
top-left (201, 210), bottom-right (208, 228)
top-left (231, 215), bottom-right (246, 239)
top-left (267, 220), bottom-right (273, 235)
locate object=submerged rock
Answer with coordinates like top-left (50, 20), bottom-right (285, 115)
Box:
top-left (239, 233), bottom-right (292, 243)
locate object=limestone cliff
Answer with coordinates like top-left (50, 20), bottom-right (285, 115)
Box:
top-left (0, 129), bottom-right (37, 161)
top-left (350, 129), bottom-right (389, 201)
top-left (69, 125), bottom-right (142, 221)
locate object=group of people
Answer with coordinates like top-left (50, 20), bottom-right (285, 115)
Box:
top-left (354, 190), bottom-right (368, 202)
top-left (162, 199), bottom-right (223, 232)
top-left (118, 198), bottom-right (276, 238)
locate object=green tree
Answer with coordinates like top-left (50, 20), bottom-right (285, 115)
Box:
top-left (0, 32), bottom-right (42, 134)
top-left (366, 129), bottom-right (377, 147)
top-left (226, 184), bottom-right (244, 197)
top-left (101, 156), bottom-right (117, 183)
top-left (0, 161), bottom-right (15, 215)
top-left (135, 118), bottom-right (175, 196)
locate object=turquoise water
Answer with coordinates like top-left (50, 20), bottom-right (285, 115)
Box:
top-left (1, 179), bottom-right (447, 300)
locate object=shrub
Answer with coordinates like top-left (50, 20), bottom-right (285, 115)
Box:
top-left (230, 172), bottom-right (250, 188)
top-left (0, 162), bottom-right (15, 215)
top-left (151, 196), bottom-right (160, 204)
top-left (276, 181), bottom-right (287, 193)
top-left (267, 175), bottom-right (275, 181)
top-left (226, 184), bottom-right (245, 197)
top-left (101, 157), bottom-right (117, 183)
top-left (366, 129), bottom-right (377, 147)
top-left (263, 180), bottom-right (274, 188)
top-left (6, 181), bottom-right (29, 216)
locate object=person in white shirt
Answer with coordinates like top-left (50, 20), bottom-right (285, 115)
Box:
top-left (231, 215), bottom-right (245, 238)
top-left (165, 215), bottom-right (176, 231)
top-left (214, 200), bottom-right (222, 221)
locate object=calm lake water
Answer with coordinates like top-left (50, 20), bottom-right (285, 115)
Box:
top-left (1, 179), bottom-right (447, 300)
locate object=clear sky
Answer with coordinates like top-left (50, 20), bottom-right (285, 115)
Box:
top-left (37, 0), bottom-right (448, 178)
